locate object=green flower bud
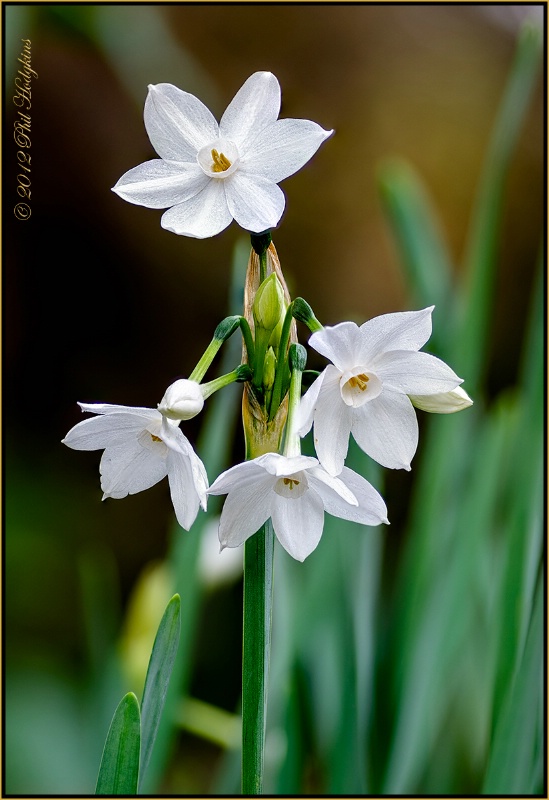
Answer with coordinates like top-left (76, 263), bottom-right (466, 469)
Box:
top-left (291, 297), bottom-right (323, 332)
top-left (263, 347), bottom-right (277, 390)
top-left (289, 343), bottom-right (307, 373)
top-left (268, 315), bottom-right (285, 350)
top-left (253, 273), bottom-right (285, 335)
top-left (214, 315), bottom-right (241, 342)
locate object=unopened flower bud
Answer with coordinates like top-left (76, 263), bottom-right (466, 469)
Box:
top-left (263, 347), bottom-right (277, 390)
top-left (214, 315), bottom-right (241, 343)
top-left (253, 273), bottom-right (285, 335)
top-left (158, 379), bottom-right (205, 421)
top-left (289, 343), bottom-right (307, 373)
top-left (409, 386), bottom-right (473, 414)
top-left (291, 297), bottom-right (322, 331)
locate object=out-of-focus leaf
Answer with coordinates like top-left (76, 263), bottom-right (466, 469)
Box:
top-left (95, 692), bottom-right (140, 795)
top-left (383, 393), bottom-right (516, 794)
top-left (483, 574), bottom-right (544, 794)
top-left (377, 158), bottom-right (455, 348)
top-left (138, 594), bottom-right (181, 790)
top-left (455, 20), bottom-right (542, 389)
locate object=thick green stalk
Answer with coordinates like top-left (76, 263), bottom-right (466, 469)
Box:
top-left (242, 519), bottom-right (275, 794)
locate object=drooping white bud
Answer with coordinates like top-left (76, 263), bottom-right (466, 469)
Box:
top-left (409, 386), bottom-right (473, 414)
top-left (158, 379), bottom-right (204, 421)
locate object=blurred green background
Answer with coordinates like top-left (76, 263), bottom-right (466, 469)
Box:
top-left (5, 3), bottom-right (544, 795)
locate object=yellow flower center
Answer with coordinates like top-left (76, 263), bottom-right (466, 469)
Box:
top-left (283, 477), bottom-right (300, 490)
top-left (347, 373), bottom-right (369, 391)
top-left (150, 434), bottom-right (162, 442)
top-left (211, 149), bottom-right (232, 173)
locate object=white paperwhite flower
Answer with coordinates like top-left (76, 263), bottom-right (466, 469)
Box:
top-left (409, 385), bottom-right (473, 414)
top-left (62, 403), bottom-right (208, 530)
top-left (298, 306), bottom-right (464, 475)
top-left (208, 452), bottom-right (388, 562)
top-left (158, 378), bottom-right (204, 421)
top-left (112, 71), bottom-right (333, 238)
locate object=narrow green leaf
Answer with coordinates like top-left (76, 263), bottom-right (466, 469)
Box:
top-left (138, 594), bottom-right (181, 790)
top-left (95, 692), bottom-right (140, 795)
top-left (377, 157), bottom-right (455, 340)
top-left (456, 20), bottom-right (542, 389)
top-left (483, 574), bottom-right (544, 793)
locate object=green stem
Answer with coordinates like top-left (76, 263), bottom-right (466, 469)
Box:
top-left (283, 344), bottom-right (306, 458)
top-left (251, 328), bottom-right (271, 392)
top-left (242, 520), bottom-right (275, 795)
top-left (239, 317), bottom-right (255, 366)
top-left (189, 316), bottom-right (241, 383)
top-left (259, 250), bottom-right (267, 283)
top-left (268, 303), bottom-right (294, 419)
top-left (200, 365), bottom-right (251, 399)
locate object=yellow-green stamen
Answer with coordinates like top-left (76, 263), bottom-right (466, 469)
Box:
top-left (283, 477), bottom-right (300, 490)
top-left (348, 373), bottom-right (369, 391)
top-left (211, 149), bottom-right (232, 173)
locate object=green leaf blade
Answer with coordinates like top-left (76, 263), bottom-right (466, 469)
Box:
top-left (138, 594), bottom-right (181, 791)
top-left (95, 692), bottom-right (140, 795)
top-left (377, 157), bottom-right (455, 332)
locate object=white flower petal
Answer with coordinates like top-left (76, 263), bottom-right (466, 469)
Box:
top-left (167, 449), bottom-right (203, 530)
top-left (409, 386), bottom-right (473, 414)
top-left (112, 160), bottom-right (208, 209)
top-left (144, 83), bottom-right (219, 161)
top-left (224, 172), bottom-right (285, 232)
top-left (77, 403), bottom-right (160, 419)
top-left (208, 460), bottom-right (270, 495)
top-left (100, 441), bottom-right (168, 498)
top-left (160, 180), bottom-right (232, 238)
top-left (308, 322), bottom-right (363, 371)
top-left (255, 452), bottom-right (318, 477)
top-left (312, 366), bottom-right (353, 476)
top-left (162, 422), bottom-right (209, 509)
top-left (62, 413), bottom-right (150, 451)
top-left (351, 390), bottom-right (418, 470)
top-left (311, 466), bottom-right (389, 526)
top-left (219, 72), bottom-right (280, 152)
top-left (187, 448), bottom-right (209, 511)
top-left (358, 306), bottom-right (434, 364)
top-left (296, 370), bottom-right (326, 436)
top-left (218, 476), bottom-right (275, 549)
top-left (307, 467), bottom-right (358, 506)
top-left (241, 118), bottom-right (333, 183)
top-left (271, 488), bottom-right (325, 561)
top-left (375, 350), bottom-right (462, 395)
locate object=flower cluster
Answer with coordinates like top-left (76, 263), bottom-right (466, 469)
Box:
top-left (64, 71), bottom-right (471, 562)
